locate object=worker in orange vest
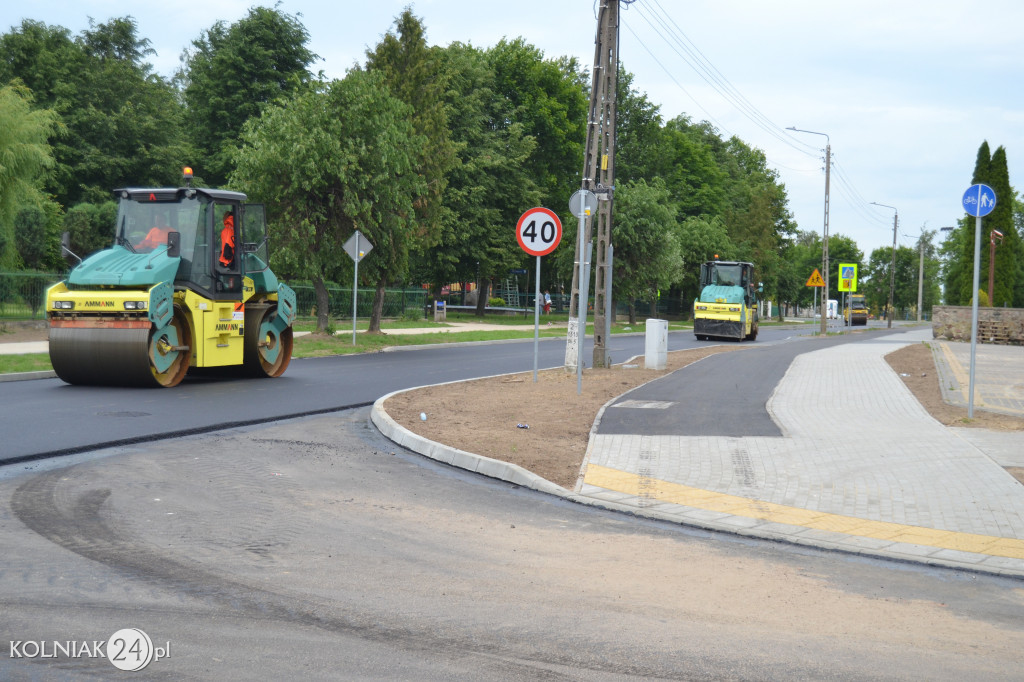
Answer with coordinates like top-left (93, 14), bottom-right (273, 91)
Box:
top-left (219, 213), bottom-right (236, 267)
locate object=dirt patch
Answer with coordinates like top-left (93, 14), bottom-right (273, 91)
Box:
top-left (0, 321), bottom-right (48, 343)
top-left (383, 346), bottom-right (742, 489)
top-left (385, 338), bottom-right (1024, 491)
top-left (884, 342), bottom-right (1024, 432)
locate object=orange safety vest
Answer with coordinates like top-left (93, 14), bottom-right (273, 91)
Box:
top-left (219, 216), bottom-right (235, 266)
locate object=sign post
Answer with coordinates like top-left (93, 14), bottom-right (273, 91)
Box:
top-left (567, 190), bottom-right (597, 391)
top-left (962, 183), bottom-right (996, 417)
top-left (516, 207), bottom-right (562, 382)
top-left (343, 230), bottom-right (373, 345)
top-left (837, 263), bottom-right (857, 325)
top-left (565, 190), bottom-right (598, 375)
top-left (805, 268), bottom-right (825, 321)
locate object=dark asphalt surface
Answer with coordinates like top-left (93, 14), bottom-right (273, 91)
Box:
top-left (0, 326), bottom-right (886, 463)
top-left (597, 330), bottom-right (905, 437)
top-left (1, 331), bottom-right (671, 462)
top-left (3, 407), bottom-right (1021, 680)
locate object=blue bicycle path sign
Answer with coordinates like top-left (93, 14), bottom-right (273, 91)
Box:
top-left (962, 183), bottom-right (996, 217)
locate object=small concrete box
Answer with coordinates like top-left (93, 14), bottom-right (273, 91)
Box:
top-left (645, 318), bottom-right (667, 370)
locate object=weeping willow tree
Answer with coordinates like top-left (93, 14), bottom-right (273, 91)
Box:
top-left (0, 84), bottom-right (59, 268)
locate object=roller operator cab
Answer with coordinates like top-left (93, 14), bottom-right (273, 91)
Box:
top-left (46, 170), bottom-right (296, 387)
top-left (693, 260), bottom-right (761, 341)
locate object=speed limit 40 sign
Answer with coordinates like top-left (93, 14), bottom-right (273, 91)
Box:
top-left (516, 207), bottom-right (562, 256)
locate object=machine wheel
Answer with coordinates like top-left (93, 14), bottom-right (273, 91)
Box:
top-left (148, 308), bottom-right (192, 387)
top-left (746, 319), bottom-right (759, 341)
top-left (695, 334), bottom-right (707, 341)
top-left (244, 305), bottom-right (293, 378)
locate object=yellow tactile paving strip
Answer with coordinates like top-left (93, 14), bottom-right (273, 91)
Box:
top-left (939, 342), bottom-right (981, 406)
top-left (584, 463), bottom-right (1024, 559)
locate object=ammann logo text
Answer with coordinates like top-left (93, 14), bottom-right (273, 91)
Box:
top-left (83, 300), bottom-right (116, 307)
top-left (10, 628), bottom-right (169, 672)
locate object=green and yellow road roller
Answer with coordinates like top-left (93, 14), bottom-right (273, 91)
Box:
top-left (46, 168), bottom-right (296, 387)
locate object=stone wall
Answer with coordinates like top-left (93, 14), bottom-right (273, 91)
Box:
top-left (932, 305), bottom-right (1024, 345)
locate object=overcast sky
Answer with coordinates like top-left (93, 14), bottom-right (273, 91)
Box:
top-left (4, 0), bottom-right (1022, 260)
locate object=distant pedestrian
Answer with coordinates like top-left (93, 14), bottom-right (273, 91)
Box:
top-left (543, 290), bottom-right (552, 314)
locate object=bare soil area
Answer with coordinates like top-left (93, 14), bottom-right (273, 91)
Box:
top-left (0, 321), bottom-right (48, 342)
top-left (385, 340), bottom-right (1024, 490)
top-left (385, 346), bottom-right (743, 489)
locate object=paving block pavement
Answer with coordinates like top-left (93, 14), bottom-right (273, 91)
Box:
top-left (375, 328), bottom-right (1024, 577)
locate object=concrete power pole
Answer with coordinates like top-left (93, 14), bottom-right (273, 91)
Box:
top-left (888, 211), bottom-right (898, 328)
top-left (917, 233), bottom-right (924, 322)
top-left (565, 0), bottom-right (630, 371)
top-left (821, 142), bottom-right (831, 336)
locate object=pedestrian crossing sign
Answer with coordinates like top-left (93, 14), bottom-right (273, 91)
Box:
top-left (838, 263), bottom-right (857, 292)
top-left (805, 268), bottom-right (825, 287)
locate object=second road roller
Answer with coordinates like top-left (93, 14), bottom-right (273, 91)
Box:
top-left (46, 168), bottom-right (296, 387)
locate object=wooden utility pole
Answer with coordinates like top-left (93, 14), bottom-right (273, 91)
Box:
top-left (565, 0), bottom-right (631, 371)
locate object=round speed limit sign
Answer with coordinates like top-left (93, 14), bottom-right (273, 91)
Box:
top-left (516, 207), bottom-right (562, 256)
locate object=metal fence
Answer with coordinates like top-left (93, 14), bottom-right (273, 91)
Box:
top-left (0, 271), bottom-right (64, 319)
top-left (0, 272), bottom-right (432, 321)
top-left (288, 285), bottom-right (430, 320)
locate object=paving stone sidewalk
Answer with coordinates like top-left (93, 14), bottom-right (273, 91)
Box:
top-left (578, 329), bottom-right (1024, 576)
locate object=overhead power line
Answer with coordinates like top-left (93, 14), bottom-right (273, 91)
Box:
top-left (628, 0), bottom-right (817, 156)
top-left (622, 0), bottom-right (885, 232)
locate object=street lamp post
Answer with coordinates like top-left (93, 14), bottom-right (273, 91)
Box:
top-left (903, 226), bottom-right (925, 322)
top-left (787, 126), bottom-right (830, 336)
top-left (871, 202), bottom-right (898, 328)
top-left (939, 226), bottom-right (955, 304)
top-left (988, 229), bottom-right (1004, 304)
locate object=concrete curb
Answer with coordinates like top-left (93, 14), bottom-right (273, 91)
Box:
top-left (370, 388), bottom-right (568, 497)
top-left (0, 370), bottom-right (56, 383)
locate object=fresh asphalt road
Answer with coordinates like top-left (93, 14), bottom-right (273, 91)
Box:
top-left (596, 331), bottom-right (905, 437)
top-left (3, 408), bottom-right (1022, 680)
top-left (2, 326), bottom-right (825, 463)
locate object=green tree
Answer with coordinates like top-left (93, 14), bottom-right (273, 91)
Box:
top-left (612, 178), bottom-right (680, 323)
top-left (823, 234), bottom-right (863, 302)
top-left (944, 141), bottom-right (1020, 307)
top-left (14, 203), bottom-right (61, 272)
top-left (486, 39), bottom-right (588, 211)
top-left (0, 84), bottom-right (59, 268)
top-left (659, 116), bottom-right (728, 218)
top-left (864, 244), bottom-right (918, 317)
top-left (984, 146), bottom-right (1020, 307)
top-left (180, 7), bottom-right (317, 186)
top-left (410, 42), bottom-right (540, 314)
top-left (0, 18), bottom-right (188, 206)
top-left (904, 228), bottom-right (942, 317)
top-left (614, 70), bottom-right (664, 185)
top-left (675, 215), bottom-right (734, 309)
top-left (231, 71), bottom-right (424, 333)
top-left (62, 201), bottom-right (118, 259)
top-left (777, 231), bottom-right (825, 315)
top-left (364, 8), bottom-right (457, 300)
